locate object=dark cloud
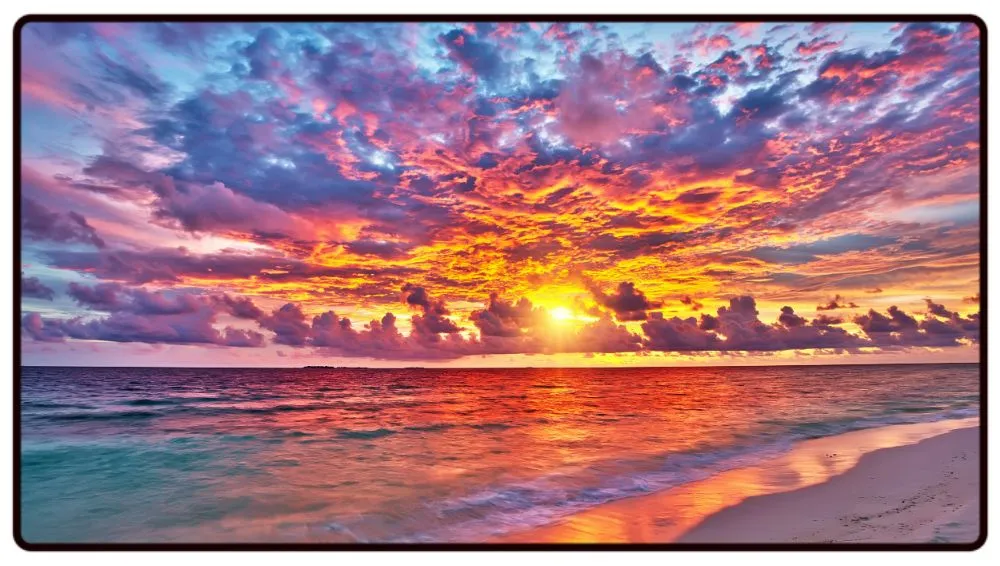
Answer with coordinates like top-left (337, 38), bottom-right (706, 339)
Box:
top-left (25, 281), bottom-right (271, 348)
top-left (643, 313), bottom-right (723, 351)
top-left (470, 293), bottom-right (545, 338)
top-left (82, 156), bottom-right (304, 238)
top-left (212, 294), bottom-right (265, 320)
top-left (95, 51), bottom-right (167, 101)
top-left (219, 328), bottom-right (266, 347)
top-left (674, 188), bottom-right (722, 205)
top-left (589, 232), bottom-right (687, 257)
top-left (66, 282), bottom-right (244, 318)
top-left (401, 283), bottom-right (461, 341)
top-left (507, 241), bottom-right (564, 262)
top-left (260, 303), bottom-right (312, 346)
top-left (21, 273), bottom-right (55, 301)
top-left (588, 281), bottom-right (663, 321)
top-left (924, 298), bottom-right (954, 318)
top-left (22, 307), bottom-right (264, 348)
top-left (778, 306), bottom-right (807, 327)
top-left (22, 313), bottom-right (66, 343)
top-left (855, 305), bottom-right (918, 333)
top-left (67, 282), bottom-right (125, 311)
top-left (854, 302), bottom-right (979, 347)
top-left (644, 297), bottom-right (874, 352)
top-left (343, 239), bottom-right (413, 259)
top-left (812, 313), bottom-right (844, 326)
top-left (441, 28), bottom-right (506, 85)
top-left (44, 246), bottom-right (421, 285)
top-left (816, 294), bottom-right (859, 311)
top-left (21, 197), bottom-right (105, 248)
top-left (401, 283), bottom-right (434, 312)
top-left (679, 295), bottom-right (703, 311)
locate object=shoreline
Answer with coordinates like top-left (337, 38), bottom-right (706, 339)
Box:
top-left (498, 418), bottom-right (980, 544)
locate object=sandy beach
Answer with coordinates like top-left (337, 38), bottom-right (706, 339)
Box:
top-left (679, 425), bottom-right (980, 544)
top-left (500, 419), bottom-right (980, 544)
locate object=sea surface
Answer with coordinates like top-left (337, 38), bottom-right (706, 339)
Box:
top-left (19, 364), bottom-right (980, 543)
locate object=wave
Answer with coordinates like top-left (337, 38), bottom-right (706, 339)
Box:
top-left (337, 428), bottom-right (397, 440)
top-left (404, 423), bottom-right (456, 432)
top-left (470, 423), bottom-right (514, 431)
top-left (28, 399), bottom-right (432, 424)
top-left (122, 399), bottom-right (177, 407)
top-left (358, 408), bottom-right (980, 542)
top-left (22, 401), bottom-right (96, 410)
top-left (47, 410), bottom-right (161, 422)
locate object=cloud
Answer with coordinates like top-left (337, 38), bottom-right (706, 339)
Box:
top-left (778, 306), bottom-right (807, 327)
top-left (152, 181), bottom-right (307, 237)
top-left (813, 313), bottom-right (844, 326)
top-left (588, 232), bottom-right (687, 258)
top-left (22, 313), bottom-right (65, 343)
top-left (247, 297), bottom-right (460, 359)
top-left (25, 283), bottom-right (269, 348)
top-left (680, 33), bottom-right (735, 56)
top-left (400, 283), bottom-right (462, 341)
top-left (22, 307), bottom-right (264, 348)
top-left (674, 187), bottom-right (722, 205)
top-left (854, 301), bottom-right (980, 348)
top-left (21, 197), bottom-right (105, 248)
top-left (68, 282), bottom-right (125, 311)
top-left (924, 298), bottom-right (955, 318)
top-left (587, 281), bottom-right (663, 321)
top-left (219, 327), bottom-right (266, 347)
top-left (82, 156), bottom-right (308, 238)
top-left (470, 293), bottom-right (546, 337)
top-left (750, 235), bottom-right (896, 266)
top-left (507, 240), bottom-right (564, 262)
top-left (816, 294), bottom-right (859, 311)
top-left (441, 28), bottom-right (506, 85)
top-left (21, 273), bottom-right (55, 301)
top-left (646, 297), bottom-right (875, 352)
top-left (213, 294), bottom-right (265, 320)
top-left (67, 282), bottom-right (219, 316)
top-left (552, 51), bottom-right (665, 147)
top-left (44, 246), bottom-right (421, 285)
top-left (23, 283), bottom-right (982, 358)
top-left (260, 303), bottom-right (312, 346)
top-left (343, 239), bottom-right (413, 259)
top-left (679, 296), bottom-right (703, 311)
top-left (642, 313), bottom-right (723, 351)
top-left (572, 316), bottom-right (644, 353)
top-left (801, 50), bottom-right (903, 105)
top-left (795, 36), bottom-right (843, 56)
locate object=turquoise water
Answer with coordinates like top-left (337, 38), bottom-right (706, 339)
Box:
top-left (20, 364), bottom-right (980, 543)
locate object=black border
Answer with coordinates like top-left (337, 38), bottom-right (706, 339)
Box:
top-left (11, 13), bottom-right (988, 552)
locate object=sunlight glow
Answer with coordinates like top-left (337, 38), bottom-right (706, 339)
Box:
top-left (549, 307), bottom-right (575, 322)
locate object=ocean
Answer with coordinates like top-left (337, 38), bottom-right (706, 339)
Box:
top-left (19, 364), bottom-right (980, 543)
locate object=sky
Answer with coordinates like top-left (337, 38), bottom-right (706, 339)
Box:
top-left (19, 20), bottom-right (981, 367)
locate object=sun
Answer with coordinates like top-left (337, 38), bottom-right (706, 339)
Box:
top-left (549, 306), bottom-right (575, 322)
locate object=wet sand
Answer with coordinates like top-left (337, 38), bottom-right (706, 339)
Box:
top-left (499, 419), bottom-right (979, 544)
